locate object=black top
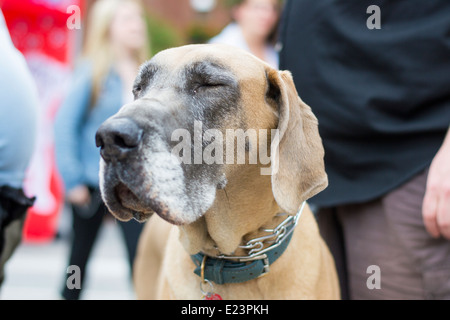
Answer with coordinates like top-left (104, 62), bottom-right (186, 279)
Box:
top-left (279, 0), bottom-right (450, 207)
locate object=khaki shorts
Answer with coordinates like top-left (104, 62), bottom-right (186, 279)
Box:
top-left (317, 169), bottom-right (450, 299)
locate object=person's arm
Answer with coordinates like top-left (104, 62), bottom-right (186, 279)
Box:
top-left (423, 127), bottom-right (450, 239)
top-left (54, 62), bottom-right (92, 206)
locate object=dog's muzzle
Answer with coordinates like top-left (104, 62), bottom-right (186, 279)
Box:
top-left (95, 117), bottom-right (154, 222)
top-left (95, 114), bottom-right (201, 225)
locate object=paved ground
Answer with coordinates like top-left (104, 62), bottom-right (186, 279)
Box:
top-left (0, 213), bottom-right (136, 300)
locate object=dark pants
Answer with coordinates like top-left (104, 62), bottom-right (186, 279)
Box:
top-left (61, 189), bottom-right (144, 300)
top-left (0, 186), bottom-right (34, 288)
top-left (317, 169), bottom-right (450, 299)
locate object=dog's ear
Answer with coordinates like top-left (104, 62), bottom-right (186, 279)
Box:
top-left (266, 68), bottom-right (328, 214)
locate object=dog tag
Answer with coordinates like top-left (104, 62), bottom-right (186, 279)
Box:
top-left (201, 292), bottom-right (223, 300)
top-left (199, 259), bottom-right (222, 300)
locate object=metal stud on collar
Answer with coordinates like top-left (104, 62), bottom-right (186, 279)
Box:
top-left (215, 201), bottom-right (306, 262)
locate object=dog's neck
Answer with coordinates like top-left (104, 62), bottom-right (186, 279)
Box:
top-left (179, 166), bottom-right (282, 256)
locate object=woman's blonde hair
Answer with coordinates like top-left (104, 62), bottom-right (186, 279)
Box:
top-left (83, 0), bottom-right (150, 107)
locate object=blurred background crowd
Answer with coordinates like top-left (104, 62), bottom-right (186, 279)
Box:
top-left (0, 0), bottom-right (282, 299)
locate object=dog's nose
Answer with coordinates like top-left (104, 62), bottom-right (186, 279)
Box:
top-left (96, 117), bottom-right (143, 162)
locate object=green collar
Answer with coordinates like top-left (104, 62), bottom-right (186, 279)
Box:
top-left (191, 201), bottom-right (306, 285)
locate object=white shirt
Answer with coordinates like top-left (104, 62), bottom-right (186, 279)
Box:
top-left (209, 23), bottom-right (279, 69)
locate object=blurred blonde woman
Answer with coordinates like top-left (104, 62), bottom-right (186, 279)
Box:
top-left (54, 0), bottom-right (150, 300)
top-left (209, 0), bottom-right (281, 68)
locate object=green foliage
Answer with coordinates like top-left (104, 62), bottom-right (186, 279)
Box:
top-left (187, 23), bottom-right (220, 44)
top-left (146, 14), bottom-right (183, 55)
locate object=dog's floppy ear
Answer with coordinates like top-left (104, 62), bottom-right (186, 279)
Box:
top-left (267, 68), bottom-right (328, 214)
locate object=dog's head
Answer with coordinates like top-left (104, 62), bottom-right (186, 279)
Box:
top-left (96, 44), bottom-right (327, 225)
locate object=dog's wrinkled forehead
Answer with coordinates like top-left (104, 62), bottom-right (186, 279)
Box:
top-left (133, 44), bottom-right (263, 96)
top-left (135, 50), bottom-right (233, 91)
top-left (134, 59), bottom-right (237, 95)
top-left (130, 51), bottom-right (250, 133)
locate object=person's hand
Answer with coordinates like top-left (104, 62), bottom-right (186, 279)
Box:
top-left (423, 130), bottom-right (450, 239)
top-left (67, 185), bottom-right (91, 207)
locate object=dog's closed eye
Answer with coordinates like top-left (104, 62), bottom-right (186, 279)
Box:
top-left (186, 60), bottom-right (236, 95)
top-left (193, 81), bottom-right (226, 94)
top-left (132, 84), bottom-right (142, 98)
top-left (133, 62), bottom-right (160, 99)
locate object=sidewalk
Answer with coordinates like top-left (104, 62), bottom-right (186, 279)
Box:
top-left (0, 217), bottom-right (136, 300)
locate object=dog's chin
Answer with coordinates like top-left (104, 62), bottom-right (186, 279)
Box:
top-left (99, 182), bottom-right (152, 223)
top-left (102, 181), bottom-right (199, 225)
